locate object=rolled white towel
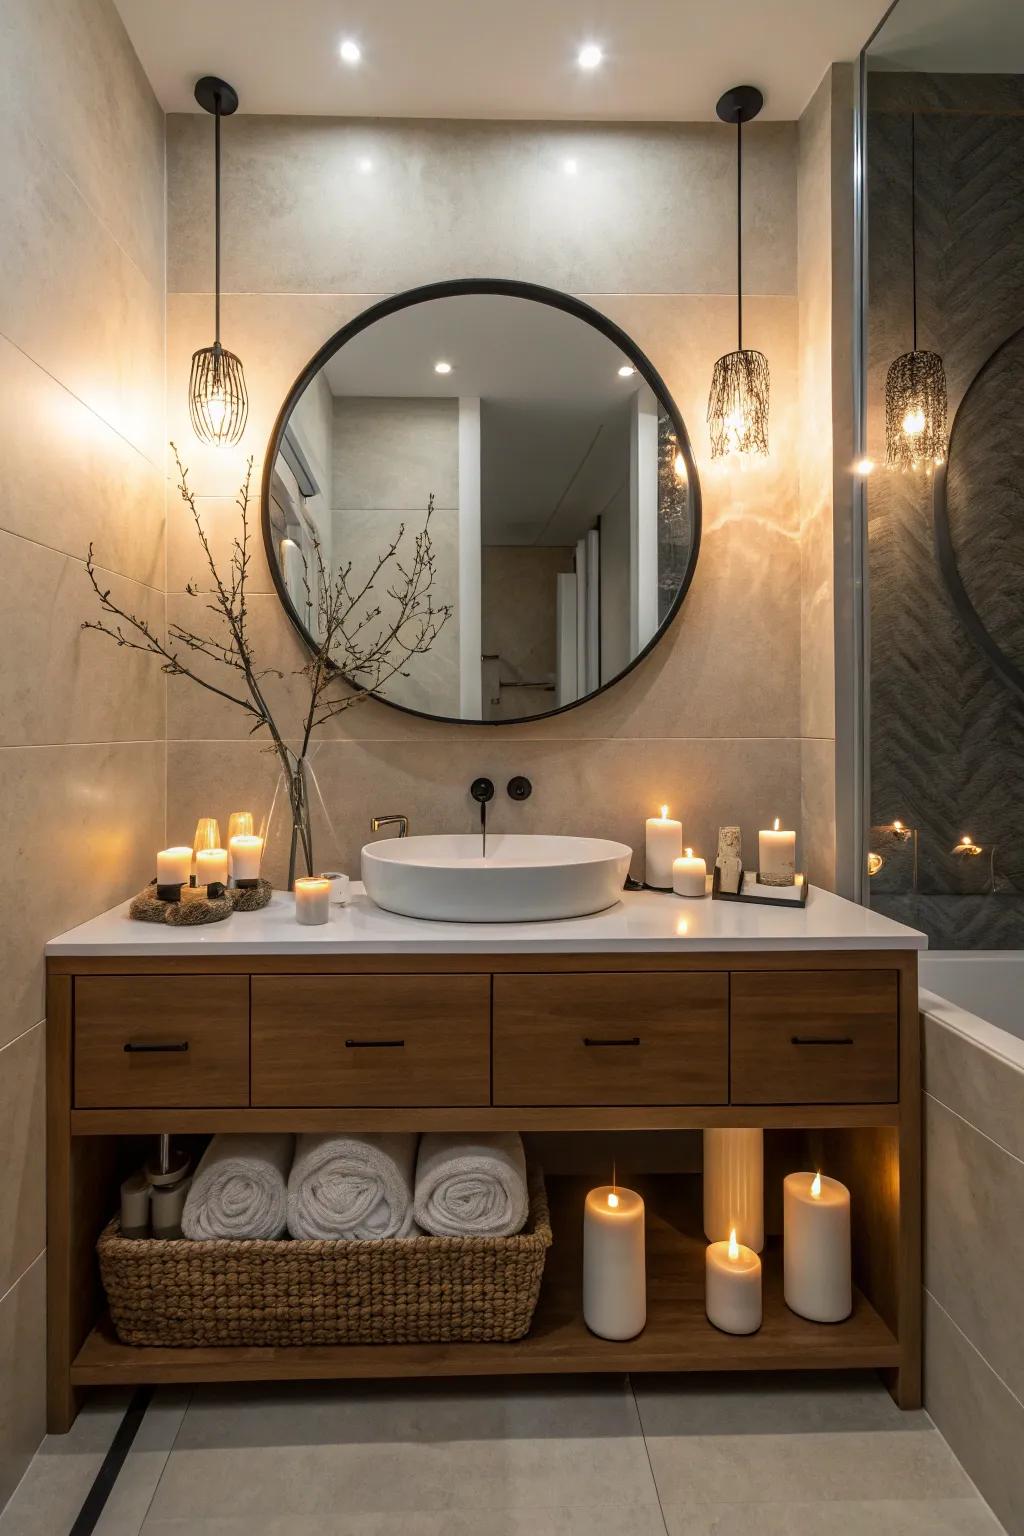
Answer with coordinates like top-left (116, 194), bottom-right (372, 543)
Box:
top-left (181, 1133), bottom-right (293, 1241)
top-left (414, 1132), bottom-right (529, 1238)
top-left (287, 1132), bottom-right (417, 1240)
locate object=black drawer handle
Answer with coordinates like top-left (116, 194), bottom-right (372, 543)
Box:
top-left (345, 1038), bottom-right (405, 1049)
top-left (123, 1041), bottom-right (189, 1054)
top-left (583, 1036), bottom-right (641, 1047)
top-left (790, 1035), bottom-right (854, 1046)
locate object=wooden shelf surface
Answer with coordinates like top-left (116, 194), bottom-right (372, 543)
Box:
top-left (71, 1178), bottom-right (900, 1388)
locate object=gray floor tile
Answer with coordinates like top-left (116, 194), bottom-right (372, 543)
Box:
top-left (633, 1370), bottom-right (929, 1436)
top-left (0, 1391), bottom-right (130, 1536)
top-left (140, 1509), bottom-right (667, 1535)
top-left (663, 1500), bottom-right (1005, 1535)
top-left (94, 1390), bottom-right (191, 1536)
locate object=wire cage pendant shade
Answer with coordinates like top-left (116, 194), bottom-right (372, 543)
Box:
top-left (708, 85), bottom-right (769, 461)
top-left (885, 112), bottom-right (947, 472)
top-left (190, 76), bottom-right (248, 448)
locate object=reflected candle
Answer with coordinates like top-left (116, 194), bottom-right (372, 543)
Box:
top-left (645, 806), bottom-right (683, 889)
top-left (673, 848), bottom-right (707, 897)
top-left (229, 834), bottom-right (263, 884)
top-left (583, 1184), bottom-right (646, 1340)
top-left (706, 1228), bottom-right (762, 1335)
top-left (294, 876), bottom-right (331, 926)
top-left (783, 1171), bottom-right (852, 1322)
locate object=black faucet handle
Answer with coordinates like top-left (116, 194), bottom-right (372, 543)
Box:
top-left (507, 776), bottom-right (533, 802)
top-left (470, 778), bottom-right (495, 803)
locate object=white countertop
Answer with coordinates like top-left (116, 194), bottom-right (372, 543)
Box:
top-left (46, 883), bottom-right (927, 956)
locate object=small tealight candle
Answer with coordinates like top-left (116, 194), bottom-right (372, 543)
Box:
top-left (195, 848), bottom-right (228, 891)
top-left (783, 1170), bottom-right (852, 1322)
top-left (706, 1228), bottom-right (762, 1335)
top-left (758, 816), bottom-right (796, 885)
top-left (673, 848), bottom-right (707, 897)
top-left (294, 876), bottom-right (331, 926)
top-left (583, 1184), bottom-right (646, 1340)
top-left (645, 805), bottom-right (683, 889)
top-left (156, 846), bottom-right (192, 897)
top-left (229, 834), bottom-right (263, 884)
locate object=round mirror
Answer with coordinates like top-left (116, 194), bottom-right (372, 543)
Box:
top-left (262, 279), bottom-right (700, 724)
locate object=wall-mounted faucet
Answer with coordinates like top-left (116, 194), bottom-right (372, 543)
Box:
top-left (470, 778), bottom-right (494, 857)
top-left (370, 814), bottom-right (409, 838)
top-left (507, 776), bottom-right (532, 802)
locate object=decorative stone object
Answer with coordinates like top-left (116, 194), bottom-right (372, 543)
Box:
top-left (129, 882), bottom-right (232, 926)
top-left (716, 826), bottom-right (743, 893)
top-left (228, 878), bottom-right (273, 912)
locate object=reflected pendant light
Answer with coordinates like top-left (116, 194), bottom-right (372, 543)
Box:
top-left (189, 76), bottom-right (248, 447)
top-left (884, 112), bottom-right (947, 472)
top-left (707, 85), bottom-right (770, 460)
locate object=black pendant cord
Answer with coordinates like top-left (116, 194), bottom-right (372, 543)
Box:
top-left (910, 111), bottom-right (917, 353)
top-left (736, 116), bottom-right (743, 352)
top-left (214, 97), bottom-right (222, 347)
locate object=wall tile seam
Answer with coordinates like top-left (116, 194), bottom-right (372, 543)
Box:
top-left (0, 1019), bottom-right (44, 1057)
top-left (165, 733), bottom-right (810, 745)
top-left (924, 1089), bottom-right (1024, 1171)
top-left (926, 1287), bottom-right (1024, 1416)
top-left (20, 111), bottom-right (164, 295)
top-left (0, 329), bottom-right (166, 484)
top-left (0, 739), bottom-right (166, 755)
top-left (0, 1250), bottom-right (44, 1316)
top-left (166, 289), bottom-right (801, 302)
top-left (0, 529), bottom-right (167, 602)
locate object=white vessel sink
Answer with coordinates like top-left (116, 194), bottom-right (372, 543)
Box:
top-left (361, 833), bottom-right (633, 923)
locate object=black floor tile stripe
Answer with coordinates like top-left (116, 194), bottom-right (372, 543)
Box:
top-left (68, 1388), bottom-right (153, 1536)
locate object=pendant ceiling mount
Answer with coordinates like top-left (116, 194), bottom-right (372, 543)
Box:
top-left (707, 83), bottom-right (769, 460)
top-left (188, 75), bottom-right (248, 448)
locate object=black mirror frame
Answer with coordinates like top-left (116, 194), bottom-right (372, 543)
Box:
top-left (261, 277), bottom-right (702, 727)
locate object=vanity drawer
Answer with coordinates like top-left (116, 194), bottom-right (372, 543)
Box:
top-left (492, 973), bottom-right (728, 1105)
top-left (730, 970), bottom-right (899, 1103)
top-left (251, 975), bottom-right (491, 1106)
top-left (74, 977), bottom-right (250, 1108)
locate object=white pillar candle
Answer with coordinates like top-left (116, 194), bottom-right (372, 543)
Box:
top-left (706, 1229), bottom-right (762, 1335)
top-left (703, 1128), bottom-right (764, 1252)
top-left (195, 848), bottom-right (228, 888)
top-left (645, 805), bottom-right (683, 889)
top-left (784, 1171), bottom-right (852, 1322)
top-left (229, 834), bottom-right (263, 882)
top-left (583, 1185), bottom-right (646, 1340)
top-left (156, 847), bottom-right (192, 888)
top-left (227, 812), bottom-right (255, 877)
top-left (672, 848), bottom-right (707, 897)
top-left (294, 876), bottom-right (331, 926)
top-left (758, 817), bottom-right (796, 883)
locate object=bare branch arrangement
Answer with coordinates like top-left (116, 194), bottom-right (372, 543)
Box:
top-left (84, 446), bottom-right (451, 886)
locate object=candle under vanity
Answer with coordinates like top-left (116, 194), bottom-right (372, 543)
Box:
top-left (44, 884), bottom-right (924, 1431)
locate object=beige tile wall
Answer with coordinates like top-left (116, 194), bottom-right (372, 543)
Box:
top-left (0, 0), bottom-right (165, 1502)
top-left (164, 114), bottom-right (824, 884)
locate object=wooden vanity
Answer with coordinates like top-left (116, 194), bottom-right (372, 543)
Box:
top-left (45, 886), bottom-right (925, 1431)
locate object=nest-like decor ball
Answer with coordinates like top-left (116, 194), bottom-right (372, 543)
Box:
top-left (129, 882), bottom-right (233, 926)
top-left (228, 878), bottom-right (273, 912)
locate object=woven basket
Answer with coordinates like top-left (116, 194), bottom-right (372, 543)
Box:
top-left (98, 1167), bottom-right (551, 1348)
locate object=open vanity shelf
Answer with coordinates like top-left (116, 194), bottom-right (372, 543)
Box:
top-left (45, 888), bottom-right (923, 1431)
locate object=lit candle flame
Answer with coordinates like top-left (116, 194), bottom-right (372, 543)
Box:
top-left (685, 847), bottom-right (693, 859)
top-left (893, 819), bottom-right (903, 831)
top-left (607, 1191), bottom-right (619, 1209)
top-left (773, 816), bottom-right (780, 832)
top-left (660, 805), bottom-right (669, 820)
top-left (962, 835), bottom-right (971, 845)
top-left (811, 1171), bottom-right (822, 1199)
top-left (728, 1228), bottom-right (740, 1261)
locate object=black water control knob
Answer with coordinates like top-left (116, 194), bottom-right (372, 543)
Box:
top-left (470, 778), bottom-right (495, 803)
top-left (507, 776), bottom-right (533, 802)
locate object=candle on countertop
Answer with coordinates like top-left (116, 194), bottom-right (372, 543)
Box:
top-left (673, 848), bottom-right (707, 897)
top-left (784, 1171), bottom-right (851, 1323)
top-left (703, 1128), bottom-right (764, 1252)
top-left (227, 812), bottom-right (255, 878)
top-left (706, 1228), bottom-right (762, 1335)
top-left (645, 805), bottom-right (683, 889)
top-left (195, 848), bottom-right (228, 891)
top-left (156, 847), bottom-right (192, 892)
top-left (758, 816), bottom-right (796, 885)
top-left (583, 1184), bottom-right (646, 1340)
top-left (229, 834), bottom-right (263, 884)
top-left (294, 876), bottom-right (331, 926)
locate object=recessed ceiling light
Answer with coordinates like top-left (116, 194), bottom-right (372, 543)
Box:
top-left (434, 361), bottom-right (452, 375)
top-left (563, 157), bottom-right (578, 175)
top-left (617, 364), bottom-right (635, 378)
top-left (357, 157), bottom-right (373, 174)
top-left (578, 43), bottom-right (603, 70)
top-left (339, 38), bottom-right (362, 64)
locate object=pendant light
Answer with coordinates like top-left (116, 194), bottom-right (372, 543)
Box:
top-left (189, 76), bottom-right (248, 447)
top-left (707, 85), bottom-right (770, 460)
top-left (884, 112), bottom-right (947, 472)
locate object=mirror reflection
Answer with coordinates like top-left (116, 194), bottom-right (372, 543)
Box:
top-left (266, 288), bottom-right (699, 723)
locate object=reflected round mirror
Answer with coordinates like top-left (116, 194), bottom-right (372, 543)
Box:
top-left (262, 279), bottom-right (700, 724)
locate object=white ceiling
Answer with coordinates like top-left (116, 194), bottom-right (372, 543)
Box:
top-left (868, 0), bottom-right (1024, 72)
top-left (113, 0), bottom-right (891, 121)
